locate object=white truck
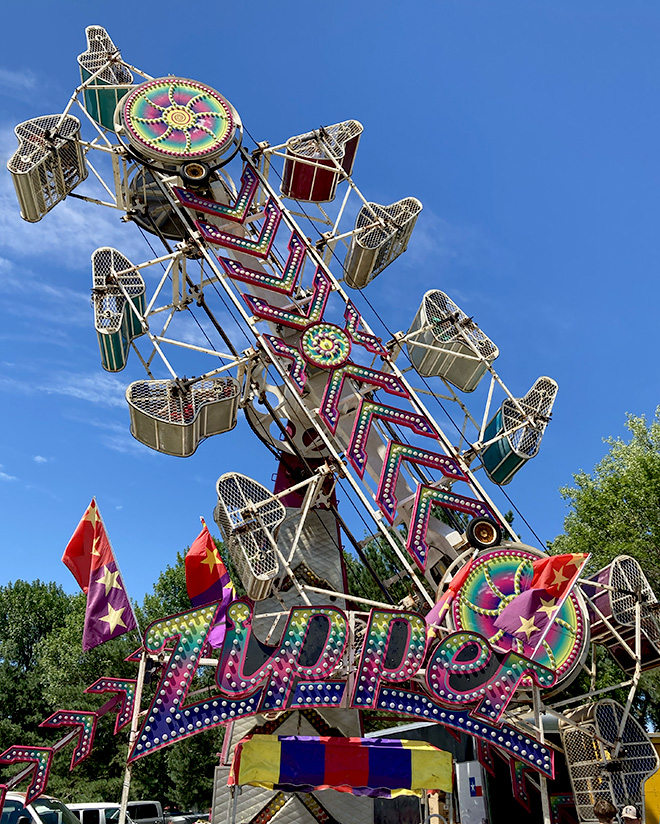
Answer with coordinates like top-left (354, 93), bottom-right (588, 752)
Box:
top-left (0, 793), bottom-right (81, 824)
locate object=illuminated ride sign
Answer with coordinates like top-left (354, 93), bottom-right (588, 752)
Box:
top-left (120, 542), bottom-right (591, 781)
top-left (0, 539), bottom-right (594, 810)
top-left (129, 574), bottom-right (581, 779)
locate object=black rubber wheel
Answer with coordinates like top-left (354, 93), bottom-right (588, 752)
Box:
top-left (180, 161), bottom-right (211, 189)
top-left (466, 516), bottom-right (502, 549)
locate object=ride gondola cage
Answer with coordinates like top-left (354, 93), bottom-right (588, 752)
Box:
top-left (77, 25), bottom-right (134, 132)
top-left (92, 247), bottom-right (146, 372)
top-left (479, 376), bottom-right (558, 485)
top-left (280, 120), bottom-right (363, 203)
top-left (405, 289), bottom-right (499, 392)
top-left (213, 472), bottom-right (286, 601)
top-left (343, 196), bottom-right (423, 290)
top-left (582, 555), bottom-right (660, 674)
top-left (126, 377), bottom-right (240, 457)
top-left (7, 114), bottom-right (88, 223)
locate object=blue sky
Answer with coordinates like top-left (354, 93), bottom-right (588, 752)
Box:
top-left (2, 1), bottom-right (660, 601)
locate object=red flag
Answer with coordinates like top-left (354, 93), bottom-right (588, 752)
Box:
top-left (425, 557), bottom-right (475, 637)
top-left (62, 499), bottom-right (137, 651)
top-left (494, 553), bottom-right (588, 652)
top-left (527, 554), bottom-right (588, 596)
top-left (185, 519), bottom-right (235, 647)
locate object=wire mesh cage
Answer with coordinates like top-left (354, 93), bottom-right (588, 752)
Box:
top-left (214, 473), bottom-right (286, 601)
top-left (480, 377), bottom-right (558, 485)
top-left (92, 247), bottom-right (146, 372)
top-left (126, 378), bottom-right (240, 457)
top-left (560, 699), bottom-right (659, 823)
top-left (281, 120), bottom-right (363, 202)
top-left (343, 197), bottom-right (422, 290)
top-left (7, 114), bottom-right (88, 222)
top-left (406, 290), bottom-right (499, 391)
top-left (77, 26), bottom-right (134, 131)
top-left (585, 555), bottom-right (660, 673)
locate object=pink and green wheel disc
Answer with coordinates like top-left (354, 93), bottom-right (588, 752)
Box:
top-left (450, 545), bottom-right (589, 690)
top-left (119, 77), bottom-right (239, 163)
top-left (300, 322), bottom-right (352, 369)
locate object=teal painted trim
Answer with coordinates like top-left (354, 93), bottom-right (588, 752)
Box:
top-left (481, 408), bottom-right (528, 485)
top-left (97, 293), bottom-right (146, 372)
top-left (80, 68), bottom-right (131, 132)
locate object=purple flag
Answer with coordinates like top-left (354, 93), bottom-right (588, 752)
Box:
top-left (63, 500), bottom-right (137, 651)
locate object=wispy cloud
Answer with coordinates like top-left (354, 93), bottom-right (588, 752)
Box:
top-left (0, 67), bottom-right (38, 99)
top-left (33, 455), bottom-right (49, 463)
top-left (0, 466), bottom-right (18, 481)
top-left (0, 370), bottom-right (127, 408)
top-left (68, 413), bottom-right (155, 457)
top-left (40, 372), bottom-right (128, 408)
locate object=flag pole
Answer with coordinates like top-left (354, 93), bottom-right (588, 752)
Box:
top-left (119, 647), bottom-right (148, 824)
top-left (532, 684), bottom-right (552, 824)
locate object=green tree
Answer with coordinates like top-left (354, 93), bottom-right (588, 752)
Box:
top-left (0, 580), bottom-right (73, 752)
top-left (552, 409), bottom-right (660, 589)
top-left (551, 408), bottom-right (660, 728)
top-left (39, 592), bottom-right (139, 801)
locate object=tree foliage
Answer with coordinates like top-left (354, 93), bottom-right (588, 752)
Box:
top-left (0, 545), bottom-right (228, 807)
top-left (552, 409), bottom-right (660, 587)
top-left (551, 408), bottom-right (660, 728)
top-left (0, 581), bottom-right (73, 752)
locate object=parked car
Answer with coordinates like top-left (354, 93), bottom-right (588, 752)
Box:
top-left (125, 803), bottom-right (199, 824)
top-left (68, 803), bottom-right (136, 824)
top-left (124, 803), bottom-right (163, 824)
top-left (0, 792), bottom-right (80, 824)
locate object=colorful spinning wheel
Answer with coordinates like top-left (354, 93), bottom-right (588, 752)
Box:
top-left (118, 77), bottom-right (240, 164)
top-left (300, 322), bottom-right (352, 369)
top-left (451, 544), bottom-right (590, 688)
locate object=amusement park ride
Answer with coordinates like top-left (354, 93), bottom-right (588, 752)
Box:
top-left (4, 25), bottom-right (660, 824)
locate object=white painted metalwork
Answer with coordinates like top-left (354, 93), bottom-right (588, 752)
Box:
top-left (7, 114), bottom-right (88, 222)
top-left (214, 473), bottom-right (285, 601)
top-left (343, 196), bottom-right (422, 289)
top-left (406, 290), bottom-right (499, 391)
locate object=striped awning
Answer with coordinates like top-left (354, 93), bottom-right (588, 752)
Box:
top-left (229, 735), bottom-right (453, 798)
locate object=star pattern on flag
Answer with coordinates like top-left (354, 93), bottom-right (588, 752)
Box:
top-left (96, 566), bottom-right (123, 596)
top-left (538, 597), bottom-right (558, 619)
top-left (99, 604), bottom-right (127, 633)
top-left (83, 503), bottom-right (99, 527)
top-left (551, 566), bottom-right (570, 587)
top-left (516, 615), bottom-right (539, 640)
top-left (201, 546), bottom-right (221, 571)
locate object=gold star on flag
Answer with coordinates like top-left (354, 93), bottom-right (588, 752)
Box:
top-left (99, 604), bottom-right (127, 633)
top-left (538, 597), bottom-right (558, 619)
top-left (96, 566), bottom-right (123, 596)
top-left (551, 566), bottom-right (570, 587)
top-left (201, 546), bottom-right (221, 571)
top-left (516, 615), bottom-right (539, 640)
top-left (84, 503), bottom-right (99, 527)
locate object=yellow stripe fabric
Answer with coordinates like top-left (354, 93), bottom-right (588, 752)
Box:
top-left (237, 735), bottom-right (282, 787)
top-left (406, 741), bottom-right (453, 793)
